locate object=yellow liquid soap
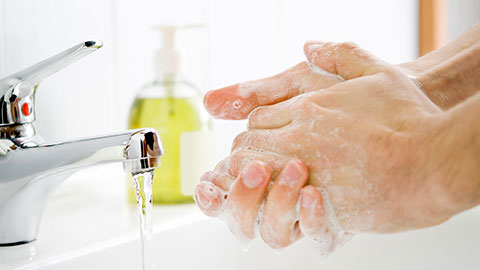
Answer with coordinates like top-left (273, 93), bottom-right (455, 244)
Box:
top-left (127, 97), bottom-right (202, 204)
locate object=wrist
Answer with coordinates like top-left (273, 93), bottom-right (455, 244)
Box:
top-left (400, 113), bottom-right (457, 228)
top-left (400, 42), bottom-right (480, 110)
top-left (398, 58), bottom-right (458, 110)
top-left (414, 101), bottom-right (480, 223)
top-left (440, 96), bottom-right (480, 210)
top-left (398, 59), bottom-right (449, 109)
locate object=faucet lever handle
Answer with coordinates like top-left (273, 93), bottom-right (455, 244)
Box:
top-left (0, 41), bottom-right (103, 127)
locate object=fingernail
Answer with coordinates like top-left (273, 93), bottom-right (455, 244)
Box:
top-left (242, 162), bottom-right (268, 189)
top-left (301, 190), bottom-right (316, 209)
top-left (279, 159), bottom-right (304, 187)
top-left (195, 183), bottom-right (218, 209)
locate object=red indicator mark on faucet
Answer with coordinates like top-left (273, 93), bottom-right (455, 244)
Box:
top-left (22, 102), bottom-right (32, 116)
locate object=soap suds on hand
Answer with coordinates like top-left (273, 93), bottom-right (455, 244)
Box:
top-left (304, 187), bottom-right (354, 263)
top-left (232, 99), bottom-right (243, 110)
top-left (306, 60), bottom-right (345, 81)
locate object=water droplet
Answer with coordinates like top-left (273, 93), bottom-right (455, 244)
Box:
top-left (232, 99), bottom-right (243, 110)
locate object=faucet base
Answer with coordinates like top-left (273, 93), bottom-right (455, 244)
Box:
top-left (0, 128), bottom-right (162, 245)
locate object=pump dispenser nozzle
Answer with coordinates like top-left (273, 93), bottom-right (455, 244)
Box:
top-left (153, 25), bottom-right (204, 78)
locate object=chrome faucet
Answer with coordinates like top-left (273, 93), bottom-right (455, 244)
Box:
top-left (0, 41), bottom-right (163, 246)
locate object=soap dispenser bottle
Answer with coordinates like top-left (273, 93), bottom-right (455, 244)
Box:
top-left (128, 25), bottom-right (213, 204)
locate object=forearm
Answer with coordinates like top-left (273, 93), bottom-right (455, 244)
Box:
top-left (418, 42), bottom-right (480, 109)
top-left (434, 92), bottom-right (480, 215)
top-left (401, 23), bottom-right (480, 109)
top-left (410, 22), bottom-right (480, 74)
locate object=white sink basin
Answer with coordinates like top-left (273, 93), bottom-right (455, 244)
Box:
top-left (1, 164), bottom-right (479, 270)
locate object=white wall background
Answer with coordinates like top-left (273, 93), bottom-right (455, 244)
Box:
top-left (0, 0), bottom-right (419, 162)
top-left (447, 0), bottom-right (480, 42)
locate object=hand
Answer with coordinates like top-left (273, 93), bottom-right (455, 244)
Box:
top-left (206, 23), bottom-right (480, 120)
top-left (203, 60), bottom-right (344, 120)
top-left (196, 157), bottom-right (353, 251)
top-left (196, 43), bottom-right (456, 249)
top-left (237, 57), bottom-right (446, 233)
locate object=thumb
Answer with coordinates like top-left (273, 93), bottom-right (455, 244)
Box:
top-left (304, 41), bottom-right (389, 80)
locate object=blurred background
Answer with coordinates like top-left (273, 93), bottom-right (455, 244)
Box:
top-left (0, 0), bottom-right (478, 162)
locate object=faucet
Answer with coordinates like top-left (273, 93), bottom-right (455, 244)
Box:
top-left (0, 41), bottom-right (164, 246)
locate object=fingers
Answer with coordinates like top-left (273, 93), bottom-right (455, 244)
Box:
top-left (200, 170), bottom-right (234, 191)
top-left (228, 148), bottom-right (289, 180)
top-left (299, 185), bottom-right (326, 236)
top-left (196, 156), bottom-right (331, 250)
top-left (205, 41), bottom-right (389, 120)
top-left (194, 181), bottom-right (226, 217)
top-left (225, 161), bottom-right (271, 243)
top-left (195, 159), bottom-right (235, 217)
top-left (304, 41), bottom-right (388, 80)
top-left (247, 91), bottom-right (330, 130)
top-left (299, 186), bottom-right (354, 258)
top-left (247, 104), bottom-right (293, 130)
top-left (231, 129), bottom-right (281, 155)
top-left (203, 149), bottom-right (288, 191)
top-left (196, 150), bottom-right (287, 219)
top-left (204, 62), bottom-right (343, 120)
top-left (260, 159), bottom-right (309, 249)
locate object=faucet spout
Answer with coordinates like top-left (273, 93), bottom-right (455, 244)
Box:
top-left (0, 41), bottom-right (164, 247)
top-left (0, 128), bottom-right (163, 246)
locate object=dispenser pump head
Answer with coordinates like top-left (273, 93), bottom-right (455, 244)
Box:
top-left (153, 24), bottom-right (203, 77)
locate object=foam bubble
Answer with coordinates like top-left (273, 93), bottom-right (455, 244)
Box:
top-left (237, 76), bottom-right (294, 105)
top-left (220, 180), bottom-right (258, 252)
top-left (205, 169), bottom-right (354, 261)
top-left (232, 99), bottom-right (243, 110)
top-left (237, 80), bottom-right (261, 99)
top-left (234, 145), bottom-right (268, 154)
top-left (254, 201), bottom-right (265, 235)
top-left (303, 187), bottom-right (354, 263)
top-left (306, 60), bottom-right (345, 81)
top-left (225, 210), bottom-right (255, 251)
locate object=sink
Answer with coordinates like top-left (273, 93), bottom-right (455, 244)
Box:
top-left (1, 164), bottom-right (479, 270)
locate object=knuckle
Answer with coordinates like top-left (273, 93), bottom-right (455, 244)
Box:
top-left (291, 94), bottom-right (316, 115)
top-left (247, 106), bottom-right (267, 125)
top-left (338, 41), bottom-right (359, 51)
top-left (292, 94), bottom-right (310, 108)
top-left (323, 41), bottom-right (336, 49)
top-left (231, 131), bottom-right (249, 151)
top-left (248, 106), bottom-right (262, 119)
top-left (214, 157), bottom-right (230, 173)
top-left (228, 149), bottom-right (255, 176)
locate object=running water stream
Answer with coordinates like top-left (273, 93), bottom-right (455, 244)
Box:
top-left (131, 170), bottom-right (155, 270)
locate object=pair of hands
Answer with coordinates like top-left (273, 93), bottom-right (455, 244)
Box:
top-left (195, 41), bottom-right (453, 250)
